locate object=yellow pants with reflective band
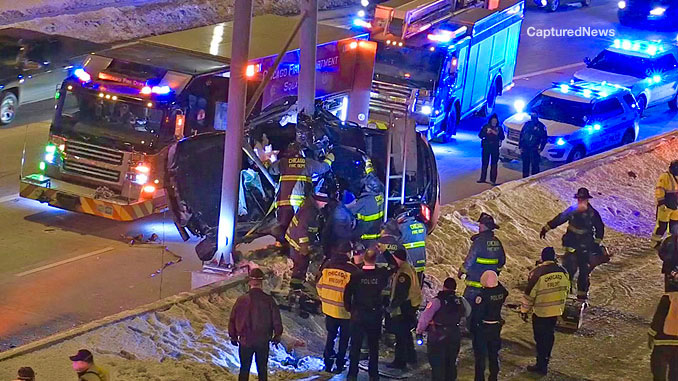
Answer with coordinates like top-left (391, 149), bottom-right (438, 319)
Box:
top-left (653, 206), bottom-right (678, 243)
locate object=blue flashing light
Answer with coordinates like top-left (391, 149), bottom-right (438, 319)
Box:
top-left (613, 39), bottom-right (621, 48)
top-left (622, 40), bottom-right (632, 50)
top-left (353, 18), bottom-right (371, 28)
top-left (74, 68), bottom-right (91, 82)
top-left (358, 9), bottom-right (366, 17)
top-left (599, 91), bottom-right (608, 97)
top-left (514, 99), bottom-right (526, 113)
top-left (593, 123), bottom-right (601, 131)
top-left (556, 138), bottom-right (566, 146)
top-left (650, 6), bottom-right (666, 16)
top-left (421, 105), bottom-right (433, 115)
top-left (151, 85), bottom-right (171, 95)
top-left (617, 0), bottom-right (626, 8)
top-left (560, 84), bottom-right (569, 93)
top-left (647, 45), bottom-right (658, 55)
top-left (583, 89), bottom-right (592, 98)
top-left (653, 74), bottom-right (662, 83)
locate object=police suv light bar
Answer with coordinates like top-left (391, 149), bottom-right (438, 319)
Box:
top-left (611, 39), bottom-right (667, 56)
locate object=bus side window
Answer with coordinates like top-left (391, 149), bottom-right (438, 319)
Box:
top-left (187, 94), bottom-right (208, 134)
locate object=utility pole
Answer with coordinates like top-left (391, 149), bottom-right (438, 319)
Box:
top-left (214, 0), bottom-right (253, 267)
top-left (299, 0), bottom-right (318, 114)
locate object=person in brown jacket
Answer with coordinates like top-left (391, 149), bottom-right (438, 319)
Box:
top-left (229, 268), bottom-right (283, 381)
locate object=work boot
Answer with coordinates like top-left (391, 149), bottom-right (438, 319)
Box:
top-left (324, 359), bottom-right (334, 373)
top-left (527, 364), bottom-right (548, 375)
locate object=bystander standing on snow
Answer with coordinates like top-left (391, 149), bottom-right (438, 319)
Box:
top-left (478, 113), bottom-right (504, 185)
top-left (69, 349), bottom-right (109, 381)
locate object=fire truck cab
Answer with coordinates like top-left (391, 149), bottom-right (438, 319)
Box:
top-left (367, 0), bottom-right (524, 142)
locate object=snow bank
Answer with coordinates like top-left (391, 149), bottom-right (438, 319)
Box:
top-left (1, 130), bottom-right (673, 379)
top-left (4, 0), bottom-right (358, 43)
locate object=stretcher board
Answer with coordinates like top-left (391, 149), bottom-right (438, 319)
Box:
top-left (556, 296), bottom-right (585, 332)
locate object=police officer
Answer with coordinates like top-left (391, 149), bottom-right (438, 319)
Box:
top-left (344, 248), bottom-right (391, 381)
top-left (658, 234), bottom-right (678, 292)
top-left (316, 250), bottom-right (359, 373)
top-left (540, 187), bottom-right (604, 302)
top-left (458, 213), bottom-right (506, 304)
top-left (388, 248), bottom-right (423, 370)
top-left (648, 287), bottom-right (678, 380)
top-left (269, 142), bottom-right (333, 246)
top-left (285, 194), bottom-right (324, 290)
top-left (653, 160), bottom-right (678, 247)
top-left (416, 277), bottom-right (471, 381)
top-left (519, 112), bottom-right (547, 178)
top-left (471, 271), bottom-right (509, 381)
top-left (348, 173), bottom-right (385, 248)
top-left (520, 248), bottom-right (570, 376)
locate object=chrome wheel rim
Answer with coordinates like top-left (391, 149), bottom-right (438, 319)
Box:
top-left (0, 96), bottom-right (16, 124)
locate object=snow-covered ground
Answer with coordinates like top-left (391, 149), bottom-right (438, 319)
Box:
top-left (0, 131), bottom-right (672, 381)
top-left (3, 0), bottom-right (357, 42)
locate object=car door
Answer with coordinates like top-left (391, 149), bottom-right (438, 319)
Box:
top-left (648, 54), bottom-right (678, 103)
top-left (18, 39), bottom-right (71, 105)
top-left (590, 97), bottom-right (627, 151)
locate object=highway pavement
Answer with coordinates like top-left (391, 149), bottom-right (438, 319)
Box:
top-left (1, 0), bottom-right (678, 351)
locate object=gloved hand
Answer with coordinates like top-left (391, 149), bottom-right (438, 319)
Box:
top-left (648, 334), bottom-right (654, 349)
top-left (594, 238), bottom-right (602, 245)
top-left (324, 152), bottom-right (335, 163)
top-left (457, 269), bottom-right (465, 279)
top-left (231, 340), bottom-right (239, 346)
top-left (272, 335), bottom-right (281, 345)
top-left (539, 226), bottom-right (549, 239)
top-left (520, 312), bottom-right (529, 322)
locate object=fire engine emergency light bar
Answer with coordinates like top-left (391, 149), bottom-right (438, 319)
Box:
top-left (551, 81), bottom-right (628, 99)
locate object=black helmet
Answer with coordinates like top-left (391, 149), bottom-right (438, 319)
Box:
top-left (361, 173), bottom-right (384, 194)
top-left (670, 160), bottom-right (678, 176)
top-left (574, 187), bottom-right (593, 200)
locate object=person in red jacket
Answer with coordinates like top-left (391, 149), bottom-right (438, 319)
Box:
top-left (229, 268), bottom-right (283, 381)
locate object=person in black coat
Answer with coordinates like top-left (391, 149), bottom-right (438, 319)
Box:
top-left (478, 114), bottom-right (505, 185)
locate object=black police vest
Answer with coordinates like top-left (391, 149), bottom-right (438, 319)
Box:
top-left (432, 292), bottom-right (463, 327)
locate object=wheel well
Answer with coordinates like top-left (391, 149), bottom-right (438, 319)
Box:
top-left (623, 127), bottom-right (635, 140)
top-left (3, 87), bottom-right (19, 101)
top-left (494, 76), bottom-right (503, 96)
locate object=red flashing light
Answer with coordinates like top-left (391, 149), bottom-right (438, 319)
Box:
top-left (135, 164), bottom-right (150, 174)
top-left (349, 41), bottom-right (358, 49)
top-left (142, 185), bottom-right (156, 194)
top-left (246, 65), bottom-right (255, 77)
top-left (141, 86), bottom-right (152, 95)
top-left (420, 204), bottom-right (431, 223)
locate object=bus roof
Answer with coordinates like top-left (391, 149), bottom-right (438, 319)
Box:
top-left (140, 14), bottom-right (364, 64)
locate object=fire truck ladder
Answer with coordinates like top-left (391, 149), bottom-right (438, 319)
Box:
top-left (383, 90), bottom-right (418, 222)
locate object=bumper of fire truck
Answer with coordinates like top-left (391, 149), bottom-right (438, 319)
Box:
top-left (20, 174), bottom-right (166, 221)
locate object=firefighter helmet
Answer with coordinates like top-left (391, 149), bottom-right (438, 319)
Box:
top-left (361, 173), bottom-right (384, 194)
top-left (670, 160), bottom-right (678, 176)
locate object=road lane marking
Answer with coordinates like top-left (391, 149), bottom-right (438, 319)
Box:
top-left (15, 247), bottom-right (115, 277)
top-left (514, 62), bottom-right (586, 80)
top-left (0, 194), bottom-right (19, 204)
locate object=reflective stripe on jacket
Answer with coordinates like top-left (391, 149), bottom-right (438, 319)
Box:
top-left (316, 259), bottom-right (359, 319)
top-left (520, 260), bottom-right (570, 318)
top-left (461, 230), bottom-right (505, 287)
top-left (390, 261), bottom-right (422, 315)
top-left (270, 155), bottom-right (331, 209)
top-left (649, 292), bottom-right (678, 346)
top-left (656, 172), bottom-right (678, 209)
top-left (349, 192), bottom-right (384, 241)
top-left (285, 202), bottom-right (319, 251)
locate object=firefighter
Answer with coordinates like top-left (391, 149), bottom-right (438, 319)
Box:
top-left (416, 277), bottom-right (471, 381)
top-left (458, 213), bottom-right (506, 304)
top-left (520, 247), bottom-right (570, 376)
top-left (285, 193), bottom-right (325, 291)
top-left (387, 248), bottom-right (423, 370)
top-left (316, 249), bottom-right (359, 373)
top-left (345, 248), bottom-right (392, 381)
top-left (348, 173), bottom-right (385, 248)
top-left (540, 187), bottom-right (604, 302)
top-left (269, 142), bottom-right (334, 246)
top-left (653, 160), bottom-right (678, 247)
top-left (648, 286), bottom-right (678, 380)
top-left (398, 209), bottom-right (428, 285)
top-left (658, 234), bottom-right (678, 292)
top-left (471, 270), bottom-right (509, 381)
top-left (321, 188), bottom-right (356, 259)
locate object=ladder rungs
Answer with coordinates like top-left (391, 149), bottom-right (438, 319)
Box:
top-left (388, 175), bottom-right (403, 179)
top-left (387, 197), bottom-right (402, 201)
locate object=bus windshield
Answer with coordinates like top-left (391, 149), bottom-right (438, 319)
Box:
top-left (53, 86), bottom-right (172, 149)
top-left (375, 44), bottom-right (445, 87)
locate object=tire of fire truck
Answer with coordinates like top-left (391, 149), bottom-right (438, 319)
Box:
top-left (581, 0), bottom-right (591, 6)
top-left (621, 128), bottom-right (635, 146)
top-left (480, 81), bottom-right (498, 117)
top-left (438, 104), bottom-right (458, 143)
top-left (637, 95), bottom-right (647, 116)
top-left (566, 145), bottom-right (586, 163)
top-left (669, 93), bottom-right (678, 111)
top-left (547, 0), bottom-right (559, 11)
top-left (0, 91), bottom-right (18, 126)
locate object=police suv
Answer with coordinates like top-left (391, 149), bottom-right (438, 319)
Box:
top-left (574, 39), bottom-right (678, 115)
top-left (499, 81), bottom-right (640, 163)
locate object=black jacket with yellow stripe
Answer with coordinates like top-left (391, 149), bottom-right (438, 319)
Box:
top-left (649, 292), bottom-right (678, 347)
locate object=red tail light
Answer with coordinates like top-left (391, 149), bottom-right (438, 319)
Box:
top-left (420, 204), bottom-right (431, 223)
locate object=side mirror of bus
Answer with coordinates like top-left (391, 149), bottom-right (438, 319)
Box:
top-left (174, 114), bottom-right (185, 140)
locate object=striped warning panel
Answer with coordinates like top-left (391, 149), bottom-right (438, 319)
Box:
top-left (20, 182), bottom-right (159, 221)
